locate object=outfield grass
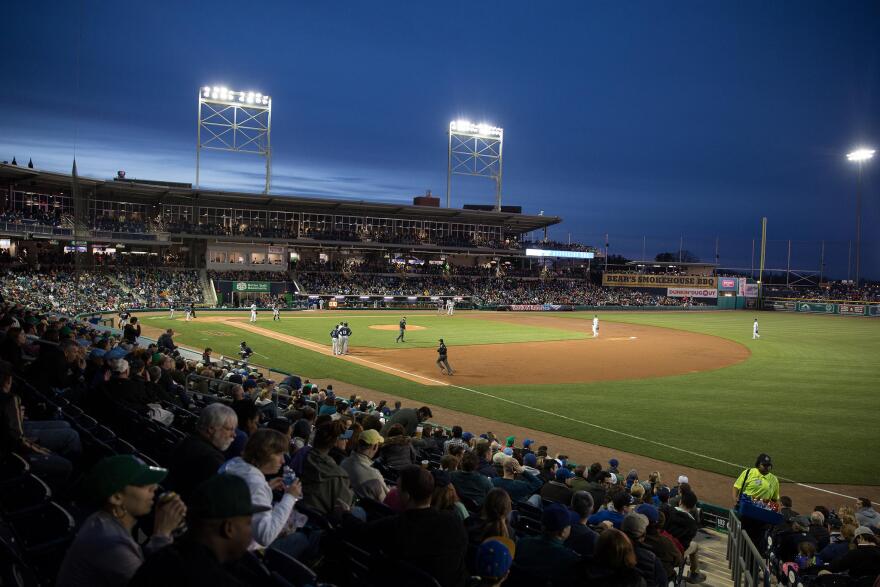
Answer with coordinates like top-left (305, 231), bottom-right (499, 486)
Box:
top-left (147, 311), bottom-right (880, 485)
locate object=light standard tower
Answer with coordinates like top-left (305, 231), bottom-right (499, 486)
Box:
top-left (446, 120), bottom-right (504, 211)
top-left (197, 86), bottom-right (273, 193)
top-left (846, 147), bottom-right (875, 285)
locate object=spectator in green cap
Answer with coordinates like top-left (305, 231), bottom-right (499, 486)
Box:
top-left (56, 455), bottom-right (187, 587)
top-left (129, 474), bottom-right (270, 586)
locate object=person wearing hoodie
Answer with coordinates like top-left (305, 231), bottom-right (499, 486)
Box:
top-left (300, 420), bottom-right (355, 516)
top-left (220, 428), bottom-right (309, 558)
top-left (856, 498), bottom-right (880, 529)
top-left (492, 456), bottom-right (543, 505)
top-left (378, 423), bottom-right (418, 469)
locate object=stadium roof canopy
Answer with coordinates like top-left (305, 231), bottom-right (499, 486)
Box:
top-left (0, 164), bottom-right (561, 234)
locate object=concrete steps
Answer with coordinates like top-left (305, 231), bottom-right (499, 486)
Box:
top-left (692, 528), bottom-right (733, 587)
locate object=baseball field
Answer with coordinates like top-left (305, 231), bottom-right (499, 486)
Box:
top-left (143, 310), bottom-right (880, 490)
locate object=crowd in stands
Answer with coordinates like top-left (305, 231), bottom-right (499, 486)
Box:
top-left (0, 268), bottom-right (202, 315)
top-left (210, 270), bottom-right (287, 282)
top-left (764, 283), bottom-right (880, 303)
top-left (296, 271), bottom-right (699, 307)
top-left (0, 207), bottom-right (64, 227)
top-left (0, 281), bottom-right (876, 586)
top-left (94, 215), bottom-right (147, 234)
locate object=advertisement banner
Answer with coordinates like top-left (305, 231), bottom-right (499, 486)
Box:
top-left (667, 288), bottom-right (718, 298)
top-left (839, 304), bottom-right (868, 316)
top-left (868, 306), bottom-right (880, 317)
top-left (508, 304), bottom-right (570, 311)
top-left (742, 284), bottom-right (759, 298)
top-left (771, 301), bottom-right (797, 312)
top-left (603, 274), bottom-right (717, 288)
top-left (233, 281), bottom-right (271, 293)
top-left (719, 277), bottom-right (738, 291)
top-left (797, 302), bottom-right (836, 314)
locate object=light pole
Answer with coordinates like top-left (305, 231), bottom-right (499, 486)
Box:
top-left (846, 148), bottom-right (875, 285)
top-left (446, 120), bottom-right (504, 211)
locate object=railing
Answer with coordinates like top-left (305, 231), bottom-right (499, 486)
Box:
top-left (0, 221), bottom-right (71, 236)
top-left (726, 510), bottom-right (770, 587)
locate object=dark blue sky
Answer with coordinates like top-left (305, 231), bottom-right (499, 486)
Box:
top-left (2, 1), bottom-right (878, 278)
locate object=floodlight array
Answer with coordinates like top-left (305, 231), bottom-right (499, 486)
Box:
top-left (201, 86), bottom-right (270, 106)
top-left (449, 119), bottom-right (503, 138)
top-left (846, 148), bottom-right (875, 162)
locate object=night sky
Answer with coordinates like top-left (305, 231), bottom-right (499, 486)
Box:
top-left (1, 1), bottom-right (878, 278)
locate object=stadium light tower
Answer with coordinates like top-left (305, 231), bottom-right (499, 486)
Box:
top-left (197, 86), bottom-right (273, 193)
top-left (446, 120), bottom-right (504, 211)
top-left (846, 147), bottom-right (875, 285)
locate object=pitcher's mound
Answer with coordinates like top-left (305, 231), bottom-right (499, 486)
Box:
top-left (369, 324), bottom-right (427, 331)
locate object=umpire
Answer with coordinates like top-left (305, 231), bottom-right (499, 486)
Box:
top-left (396, 317), bottom-right (407, 343)
top-left (436, 339), bottom-right (454, 375)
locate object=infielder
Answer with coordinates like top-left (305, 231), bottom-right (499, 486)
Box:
top-left (396, 316), bottom-right (407, 343)
top-left (592, 314), bottom-right (599, 338)
top-left (753, 318), bottom-right (760, 340)
top-left (169, 300), bottom-right (175, 319)
top-left (184, 305), bottom-right (192, 321)
top-left (437, 300), bottom-right (444, 315)
top-left (250, 302), bottom-right (258, 323)
top-left (188, 303), bottom-right (197, 320)
top-left (446, 299), bottom-right (455, 316)
top-left (339, 322), bottom-right (352, 355)
top-left (330, 324), bottom-right (340, 355)
top-left (436, 338), bottom-right (454, 375)
top-left (272, 302), bottom-right (281, 321)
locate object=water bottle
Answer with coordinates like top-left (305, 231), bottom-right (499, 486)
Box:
top-left (283, 465), bottom-right (295, 487)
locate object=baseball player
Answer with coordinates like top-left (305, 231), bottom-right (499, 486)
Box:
top-left (339, 322), bottom-right (352, 355)
top-left (272, 302), bottom-right (281, 321)
top-left (188, 302), bottom-right (197, 320)
top-left (753, 318), bottom-right (760, 340)
top-left (250, 302), bottom-right (258, 323)
top-left (239, 341), bottom-right (253, 363)
top-left (436, 338), bottom-right (454, 375)
top-left (446, 299), bottom-right (455, 316)
top-left (396, 316), bottom-right (407, 343)
top-left (592, 314), bottom-right (599, 338)
top-left (330, 323), bottom-right (340, 355)
top-left (118, 308), bottom-right (130, 329)
top-left (437, 300), bottom-right (444, 315)
top-left (184, 305), bottom-right (192, 321)
top-left (168, 299), bottom-right (175, 319)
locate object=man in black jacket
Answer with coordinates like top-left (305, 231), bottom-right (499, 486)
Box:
top-left (622, 512), bottom-right (667, 587)
top-left (123, 316), bottom-right (141, 345)
top-left (346, 465), bottom-right (469, 587)
top-left (665, 490), bottom-right (706, 584)
top-left (165, 403), bottom-right (238, 502)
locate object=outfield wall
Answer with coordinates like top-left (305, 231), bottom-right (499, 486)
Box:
top-left (763, 298), bottom-right (880, 317)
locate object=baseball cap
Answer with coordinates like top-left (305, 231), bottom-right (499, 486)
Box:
top-left (609, 458), bottom-right (619, 468)
top-left (80, 455), bottom-right (167, 505)
top-left (502, 447), bottom-right (513, 456)
top-left (656, 486), bottom-right (671, 501)
top-left (505, 436), bottom-right (515, 447)
top-left (609, 472), bottom-right (618, 485)
top-left (523, 438), bottom-right (534, 448)
top-left (360, 429), bottom-right (384, 445)
top-left (431, 469), bottom-right (451, 488)
top-left (462, 432), bottom-right (474, 442)
top-left (677, 475), bottom-right (689, 484)
top-left (622, 512), bottom-right (649, 537)
top-left (523, 453), bottom-right (538, 467)
top-left (105, 346), bottom-right (128, 361)
top-left (542, 503), bottom-right (571, 532)
top-left (188, 474), bottom-right (271, 519)
top-left (854, 526), bottom-right (876, 539)
top-left (636, 504), bottom-right (660, 524)
top-left (556, 467), bottom-right (575, 482)
top-left (793, 515), bottom-right (812, 529)
top-left (339, 429), bottom-right (354, 441)
top-left (88, 348), bottom-right (106, 359)
top-left (756, 453), bottom-right (773, 467)
top-left (475, 539), bottom-right (513, 578)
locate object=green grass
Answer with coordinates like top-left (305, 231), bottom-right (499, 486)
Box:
top-left (251, 313), bottom-right (587, 348)
top-left (146, 310), bottom-right (880, 485)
